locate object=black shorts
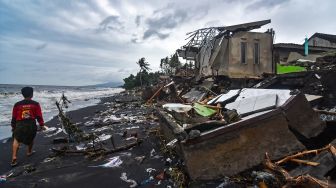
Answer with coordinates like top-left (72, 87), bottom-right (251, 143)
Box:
top-left (13, 120), bottom-right (37, 145)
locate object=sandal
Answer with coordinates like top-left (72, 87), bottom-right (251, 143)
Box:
top-left (11, 159), bottom-right (18, 167)
top-left (27, 151), bottom-right (36, 157)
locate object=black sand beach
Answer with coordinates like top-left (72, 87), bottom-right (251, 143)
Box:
top-left (0, 92), bottom-right (184, 188)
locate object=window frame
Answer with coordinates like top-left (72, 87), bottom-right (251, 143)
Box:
top-left (240, 41), bottom-right (247, 64)
top-left (253, 42), bottom-right (260, 65)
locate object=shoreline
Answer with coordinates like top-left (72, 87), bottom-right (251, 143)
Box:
top-left (0, 91), bottom-right (123, 141)
top-left (0, 92), bottom-right (181, 188)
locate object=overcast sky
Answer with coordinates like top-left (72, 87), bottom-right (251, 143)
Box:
top-left (0, 0), bottom-right (335, 86)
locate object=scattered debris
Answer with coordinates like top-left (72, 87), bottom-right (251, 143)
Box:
top-left (2, 138), bottom-right (9, 144)
top-left (42, 157), bottom-right (56, 163)
top-left (120, 172), bottom-right (138, 188)
top-left (90, 156), bottom-right (123, 168)
top-left (134, 156), bottom-right (146, 164)
top-left (162, 103), bottom-right (193, 113)
top-left (0, 175), bottom-right (6, 183)
top-left (53, 137), bottom-right (68, 144)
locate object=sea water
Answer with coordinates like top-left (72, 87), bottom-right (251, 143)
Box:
top-left (0, 84), bottom-right (124, 140)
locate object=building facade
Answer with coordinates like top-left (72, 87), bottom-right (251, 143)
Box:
top-left (178, 20), bottom-right (275, 80)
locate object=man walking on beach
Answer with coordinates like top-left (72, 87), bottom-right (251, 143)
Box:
top-left (11, 87), bottom-right (46, 166)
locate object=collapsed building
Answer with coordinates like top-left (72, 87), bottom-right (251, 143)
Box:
top-left (148, 19), bottom-right (336, 186)
top-left (177, 19), bottom-right (275, 81)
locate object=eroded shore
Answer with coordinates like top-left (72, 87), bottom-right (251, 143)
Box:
top-left (0, 91), bottom-right (189, 188)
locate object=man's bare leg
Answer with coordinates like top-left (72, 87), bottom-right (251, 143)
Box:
top-left (27, 141), bottom-right (34, 156)
top-left (12, 138), bottom-right (19, 164)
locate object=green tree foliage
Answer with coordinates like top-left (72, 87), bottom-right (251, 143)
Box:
top-left (123, 57), bottom-right (161, 90)
top-left (123, 74), bottom-right (137, 90)
top-left (123, 71), bottom-right (162, 90)
top-left (160, 53), bottom-right (181, 75)
top-left (136, 57), bottom-right (151, 88)
top-left (137, 57), bottom-right (151, 73)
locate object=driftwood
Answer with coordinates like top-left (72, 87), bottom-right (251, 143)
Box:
top-left (276, 144), bottom-right (336, 165)
top-left (146, 81), bottom-right (185, 105)
top-left (52, 140), bottom-right (143, 156)
top-left (264, 153), bottom-right (329, 188)
top-left (289, 158), bottom-right (320, 167)
top-left (146, 85), bottom-right (164, 105)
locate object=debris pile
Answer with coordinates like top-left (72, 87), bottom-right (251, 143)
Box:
top-left (139, 72), bottom-right (336, 187)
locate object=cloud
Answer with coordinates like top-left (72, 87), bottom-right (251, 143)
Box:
top-left (246, 0), bottom-right (290, 10)
top-left (143, 29), bottom-right (170, 40)
top-left (1, 0), bottom-right (336, 86)
top-left (204, 20), bottom-right (222, 27)
top-left (135, 15), bottom-right (141, 27)
top-left (146, 9), bottom-right (188, 30)
top-left (35, 43), bottom-right (48, 51)
top-left (130, 38), bottom-right (138, 43)
top-left (143, 3), bottom-right (209, 40)
top-left (98, 15), bottom-right (124, 32)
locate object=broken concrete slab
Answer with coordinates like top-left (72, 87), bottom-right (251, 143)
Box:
top-left (158, 92), bottom-right (326, 180)
top-left (234, 88), bottom-right (291, 107)
top-left (305, 94), bottom-right (323, 102)
top-left (207, 89), bottom-right (240, 104)
top-left (225, 94), bottom-right (277, 116)
top-left (182, 88), bottom-right (206, 103)
top-left (281, 93), bottom-right (325, 138)
top-left (180, 107), bottom-right (306, 180)
top-left (305, 94), bottom-right (323, 106)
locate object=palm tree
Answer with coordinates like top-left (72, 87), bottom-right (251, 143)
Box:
top-left (136, 57), bottom-right (150, 88)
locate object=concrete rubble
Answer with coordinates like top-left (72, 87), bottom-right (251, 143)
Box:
top-left (143, 26), bottom-right (336, 185)
top-left (145, 73), bottom-right (336, 187)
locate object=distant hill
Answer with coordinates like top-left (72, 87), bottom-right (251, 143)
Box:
top-left (86, 81), bottom-right (123, 88)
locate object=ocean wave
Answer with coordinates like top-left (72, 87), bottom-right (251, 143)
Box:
top-left (0, 87), bottom-right (124, 126)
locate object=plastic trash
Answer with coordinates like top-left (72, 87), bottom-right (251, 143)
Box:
top-left (140, 178), bottom-right (154, 185)
top-left (76, 144), bottom-right (87, 151)
top-left (166, 139), bottom-right (177, 148)
top-left (90, 156), bottom-right (123, 168)
top-left (150, 149), bottom-right (156, 158)
top-left (94, 134), bottom-right (112, 142)
top-left (165, 158), bottom-right (172, 165)
top-left (2, 138), bottom-right (9, 144)
top-left (135, 156), bottom-right (146, 163)
top-left (216, 177), bottom-right (233, 188)
top-left (45, 128), bottom-right (63, 137)
top-left (42, 126), bottom-right (56, 133)
top-left (146, 168), bottom-right (156, 175)
top-left (162, 103), bottom-right (193, 113)
top-left (193, 103), bottom-right (217, 117)
top-left (0, 175), bottom-right (6, 183)
top-left (120, 172), bottom-right (138, 188)
top-left (42, 157), bottom-right (56, 163)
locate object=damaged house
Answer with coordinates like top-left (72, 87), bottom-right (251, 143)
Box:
top-left (177, 19), bottom-right (275, 81)
top-left (157, 20), bottom-right (335, 181)
top-left (274, 33), bottom-right (336, 64)
top-left (308, 32), bottom-right (336, 48)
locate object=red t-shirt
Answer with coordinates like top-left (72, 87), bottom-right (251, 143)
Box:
top-left (11, 99), bottom-right (44, 128)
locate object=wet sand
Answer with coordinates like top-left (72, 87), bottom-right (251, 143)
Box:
top-left (0, 92), bottom-right (175, 188)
